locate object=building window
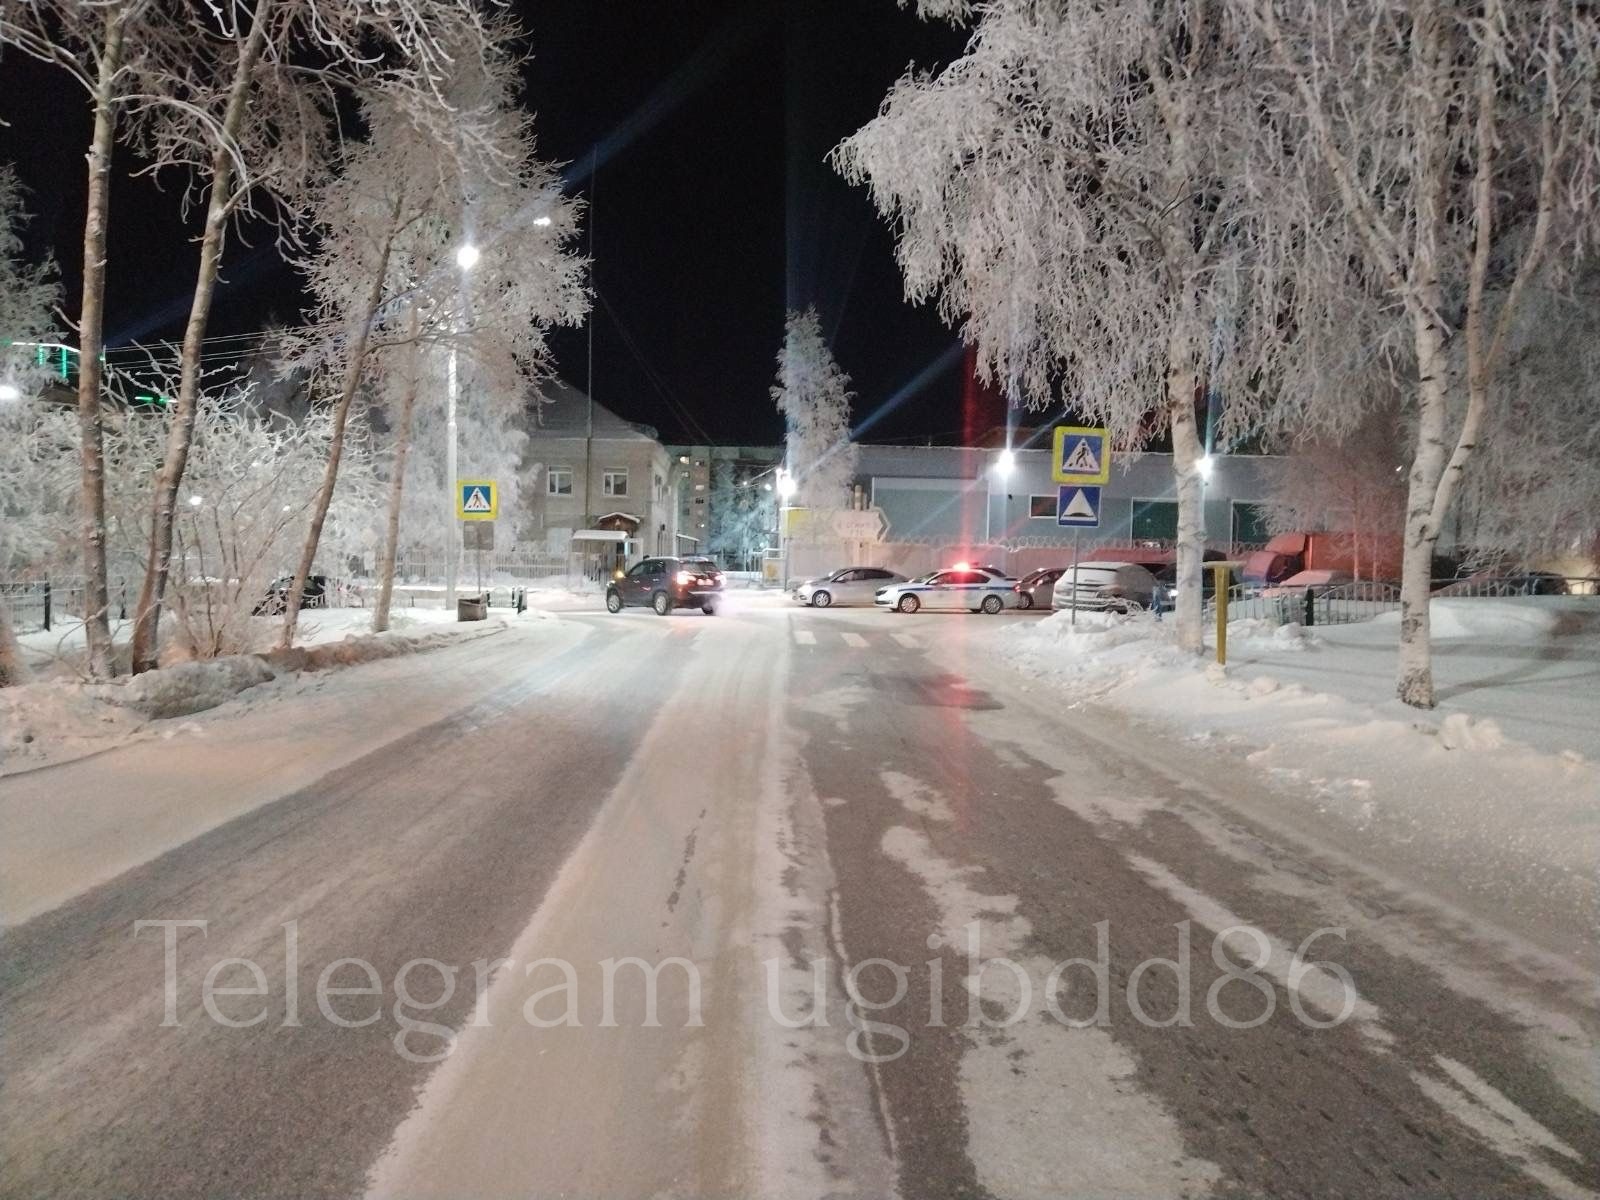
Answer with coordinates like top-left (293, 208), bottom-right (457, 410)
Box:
top-left (603, 469), bottom-right (628, 497)
top-left (1131, 498), bottom-right (1179, 542)
top-left (548, 468), bottom-right (573, 496)
top-left (1232, 501), bottom-right (1271, 545)
top-left (694, 497), bottom-right (705, 505)
top-left (1029, 494), bottom-right (1056, 520)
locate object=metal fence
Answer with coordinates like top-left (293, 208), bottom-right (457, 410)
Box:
top-left (0, 575), bottom-right (371, 634)
top-left (1225, 575), bottom-right (1599, 629)
top-left (0, 578), bottom-right (141, 634)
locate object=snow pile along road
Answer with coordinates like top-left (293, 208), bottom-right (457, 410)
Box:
top-left (0, 612), bottom-right (512, 773)
top-left (990, 598), bottom-right (1600, 958)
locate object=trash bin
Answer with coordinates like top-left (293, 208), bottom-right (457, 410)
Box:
top-left (456, 594), bottom-right (488, 622)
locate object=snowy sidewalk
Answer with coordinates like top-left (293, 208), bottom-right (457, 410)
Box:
top-left (1, 606), bottom-right (539, 774)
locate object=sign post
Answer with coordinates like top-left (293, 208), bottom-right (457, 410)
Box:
top-left (1053, 425), bottom-right (1110, 629)
top-left (1057, 482), bottom-right (1103, 627)
top-left (456, 480), bottom-right (497, 603)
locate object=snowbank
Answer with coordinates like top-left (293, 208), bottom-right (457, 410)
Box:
top-left (0, 615), bottom-right (512, 774)
top-left (989, 598), bottom-right (1600, 948)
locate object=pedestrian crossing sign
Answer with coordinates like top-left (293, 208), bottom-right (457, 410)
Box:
top-left (1052, 425), bottom-right (1111, 485)
top-left (457, 479), bottom-right (498, 520)
top-left (1057, 484), bottom-right (1102, 527)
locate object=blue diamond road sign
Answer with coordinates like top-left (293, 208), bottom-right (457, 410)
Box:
top-left (1057, 485), bottom-right (1102, 527)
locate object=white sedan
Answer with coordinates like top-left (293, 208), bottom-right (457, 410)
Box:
top-left (874, 568), bottom-right (1022, 614)
top-left (792, 567), bottom-right (908, 608)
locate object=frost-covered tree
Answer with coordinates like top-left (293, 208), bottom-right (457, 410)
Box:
top-left (118, 0), bottom-right (501, 673)
top-left (1448, 280), bottom-right (1600, 569)
top-left (280, 43), bottom-right (585, 644)
top-left (0, 2), bottom-right (172, 675)
top-left (0, 169), bottom-right (65, 685)
top-left (3, 0), bottom-right (501, 674)
top-left (708, 460), bottom-right (778, 570)
top-left (1261, 410), bottom-right (1409, 582)
top-left (1235, 0), bottom-right (1600, 706)
top-left (834, 1), bottom-right (1323, 653)
top-left (103, 384), bottom-right (380, 662)
top-left (771, 308), bottom-right (858, 511)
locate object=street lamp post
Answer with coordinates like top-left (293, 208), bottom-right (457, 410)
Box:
top-left (445, 243), bottom-right (479, 611)
top-left (987, 447), bottom-right (1015, 543)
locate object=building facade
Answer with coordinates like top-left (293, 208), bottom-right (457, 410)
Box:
top-left (857, 442), bottom-right (1284, 549)
top-left (666, 444), bottom-right (783, 568)
top-left (523, 380), bottom-right (679, 571)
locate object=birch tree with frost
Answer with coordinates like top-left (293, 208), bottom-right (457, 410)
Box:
top-left (280, 43), bottom-right (585, 645)
top-left (1235, 0), bottom-right (1600, 705)
top-left (835, 0), bottom-right (1327, 653)
top-left (771, 308), bottom-right (858, 512)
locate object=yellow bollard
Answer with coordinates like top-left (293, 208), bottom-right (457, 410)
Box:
top-left (1211, 562), bottom-right (1239, 665)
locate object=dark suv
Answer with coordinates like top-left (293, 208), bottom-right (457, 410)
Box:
top-left (606, 556), bottom-right (724, 615)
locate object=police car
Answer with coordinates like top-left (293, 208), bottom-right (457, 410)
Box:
top-left (874, 565), bottom-right (1021, 614)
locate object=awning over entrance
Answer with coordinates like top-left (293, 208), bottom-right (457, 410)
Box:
top-left (571, 529), bottom-right (628, 543)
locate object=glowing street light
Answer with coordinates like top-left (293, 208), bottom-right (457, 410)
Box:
top-left (993, 447), bottom-right (1015, 476)
top-left (532, 215), bottom-right (552, 228)
top-left (0, 383), bottom-right (20, 402)
top-left (187, 494), bottom-right (204, 508)
top-left (1196, 454), bottom-right (1214, 482)
top-left (454, 242), bottom-right (480, 271)
top-left (776, 469), bottom-right (798, 500)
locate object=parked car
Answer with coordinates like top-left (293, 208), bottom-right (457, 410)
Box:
top-left (1049, 562), bottom-right (1157, 614)
top-left (874, 568), bottom-right (1022, 614)
top-left (1014, 567), bottom-right (1067, 610)
top-left (606, 556), bottom-right (724, 615)
top-left (255, 574), bottom-right (331, 615)
top-left (1258, 569), bottom-right (1353, 599)
top-left (793, 566), bottom-right (907, 608)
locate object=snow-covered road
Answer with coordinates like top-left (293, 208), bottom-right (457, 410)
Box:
top-left (1, 602), bottom-right (1595, 1199)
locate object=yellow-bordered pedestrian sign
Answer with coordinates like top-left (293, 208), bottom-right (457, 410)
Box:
top-left (457, 479), bottom-right (498, 520)
top-left (1052, 425), bottom-right (1111, 485)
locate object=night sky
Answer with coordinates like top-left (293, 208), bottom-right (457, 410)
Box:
top-left (0, 3), bottom-right (975, 446)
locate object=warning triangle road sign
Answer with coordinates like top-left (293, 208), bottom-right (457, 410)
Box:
top-left (463, 487), bottom-right (491, 513)
top-left (1063, 438), bottom-right (1100, 475)
top-left (1057, 484), bottom-right (1102, 527)
top-left (1063, 488), bottom-right (1096, 520)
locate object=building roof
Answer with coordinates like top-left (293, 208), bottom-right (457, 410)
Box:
top-left (528, 377), bottom-right (660, 443)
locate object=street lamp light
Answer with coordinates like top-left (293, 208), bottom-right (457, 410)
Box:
top-left (776, 470), bottom-right (797, 500)
top-left (454, 242), bottom-right (480, 271)
top-left (0, 383), bottom-right (19, 402)
top-left (187, 494), bottom-right (204, 508)
top-left (993, 447), bottom-right (1015, 476)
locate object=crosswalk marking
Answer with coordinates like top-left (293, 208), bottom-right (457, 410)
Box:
top-left (794, 630), bottom-right (816, 646)
top-left (841, 632), bottom-right (868, 648)
top-left (892, 633), bottom-right (919, 649)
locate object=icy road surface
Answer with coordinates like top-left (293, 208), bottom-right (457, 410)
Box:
top-left (2, 601), bottom-right (1596, 1199)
